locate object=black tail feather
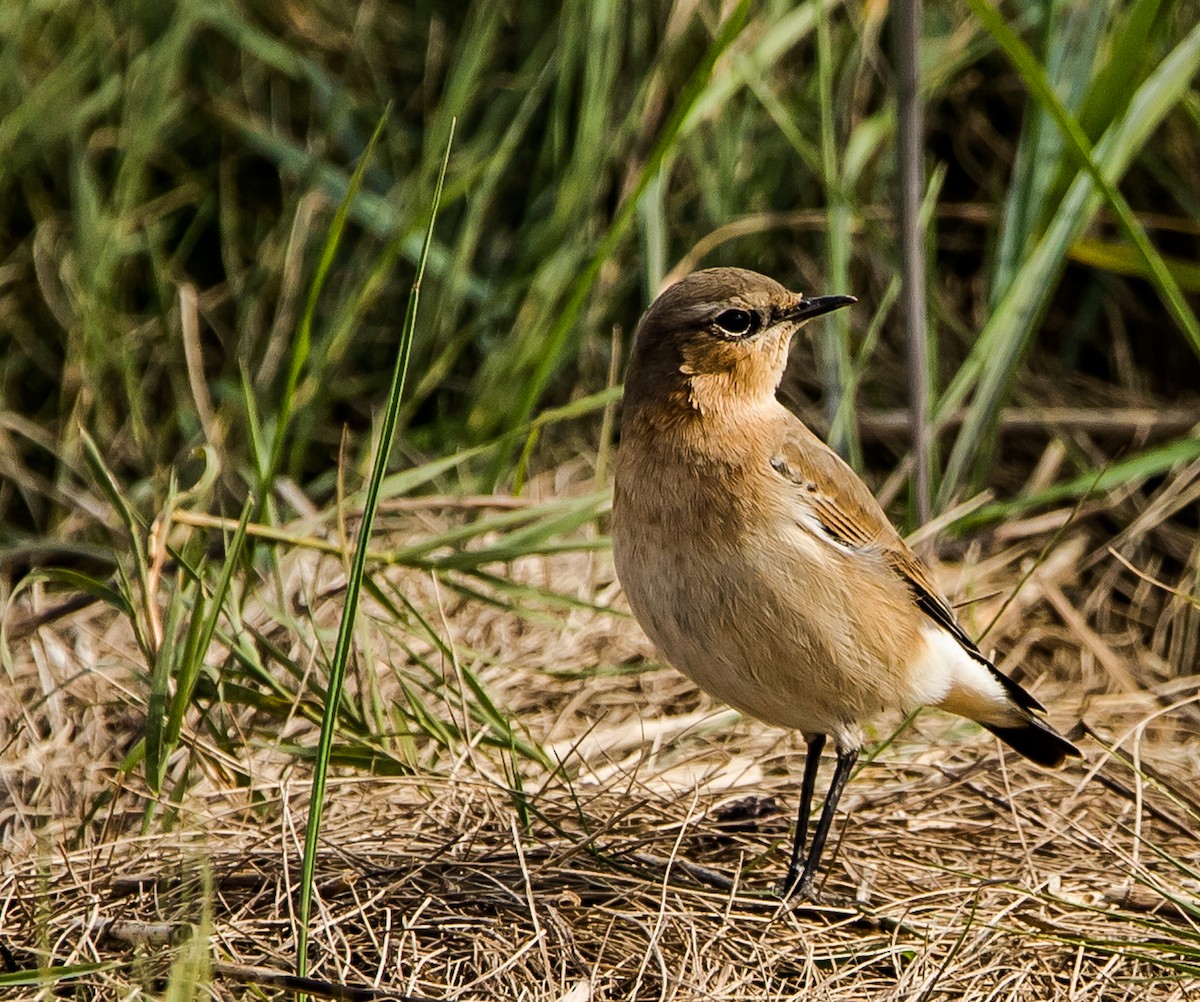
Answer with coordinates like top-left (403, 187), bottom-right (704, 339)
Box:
top-left (983, 714), bottom-right (1080, 768)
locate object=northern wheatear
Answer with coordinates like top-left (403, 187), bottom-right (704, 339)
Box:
top-left (612, 267), bottom-right (1078, 901)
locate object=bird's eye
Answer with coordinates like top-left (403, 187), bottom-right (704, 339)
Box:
top-left (714, 308), bottom-right (756, 337)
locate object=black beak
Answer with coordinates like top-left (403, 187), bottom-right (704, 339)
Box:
top-left (786, 294), bottom-right (857, 322)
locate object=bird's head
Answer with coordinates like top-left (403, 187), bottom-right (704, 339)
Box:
top-left (623, 267), bottom-right (855, 423)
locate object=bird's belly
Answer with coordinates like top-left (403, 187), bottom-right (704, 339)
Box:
top-left (614, 522), bottom-right (916, 739)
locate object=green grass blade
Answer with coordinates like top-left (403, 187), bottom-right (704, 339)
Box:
top-left (1, 568), bottom-right (131, 681)
top-left (816, 0), bottom-right (856, 463)
top-left (0, 964), bottom-right (120, 988)
top-left (8, 568), bottom-right (131, 620)
top-left (956, 434), bottom-right (1200, 532)
top-left (990, 0), bottom-right (1106, 302)
top-left (145, 575), bottom-right (189, 795)
top-left (472, 0), bottom-right (752, 465)
top-left (966, 0), bottom-right (1200, 349)
top-left (935, 14), bottom-right (1200, 505)
top-left (1077, 0), bottom-right (1171, 141)
top-left (1069, 236), bottom-right (1200, 291)
top-left (260, 110), bottom-right (390, 505)
top-left (162, 497), bottom-right (254, 763)
top-left (79, 428), bottom-right (152, 628)
top-left (296, 120), bottom-right (455, 980)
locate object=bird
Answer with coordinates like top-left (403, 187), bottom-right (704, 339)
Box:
top-left (611, 267), bottom-right (1079, 901)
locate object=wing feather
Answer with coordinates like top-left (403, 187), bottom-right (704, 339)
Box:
top-left (769, 423), bottom-right (1045, 714)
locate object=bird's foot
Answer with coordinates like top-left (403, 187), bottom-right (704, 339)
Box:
top-left (776, 873), bottom-right (862, 912)
top-left (775, 872), bottom-right (818, 902)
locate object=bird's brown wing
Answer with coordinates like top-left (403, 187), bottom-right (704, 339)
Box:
top-left (769, 421), bottom-right (1046, 714)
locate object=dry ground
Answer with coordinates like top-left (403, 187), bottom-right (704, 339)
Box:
top-left (3, 467), bottom-right (1200, 1000)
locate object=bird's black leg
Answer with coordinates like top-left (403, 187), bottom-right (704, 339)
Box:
top-left (787, 743), bottom-right (858, 901)
top-left (779, 733), bottom-right (826, 898)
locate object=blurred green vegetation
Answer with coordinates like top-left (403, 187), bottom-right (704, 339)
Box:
top-left (1, 0), bottom-right (1198, 556)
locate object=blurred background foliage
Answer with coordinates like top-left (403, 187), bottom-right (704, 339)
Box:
top-left (1, 0), bottom-right (1198, 561)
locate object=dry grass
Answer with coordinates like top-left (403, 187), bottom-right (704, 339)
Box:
top-left (3, 452), bottom-right (1200, 1001)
